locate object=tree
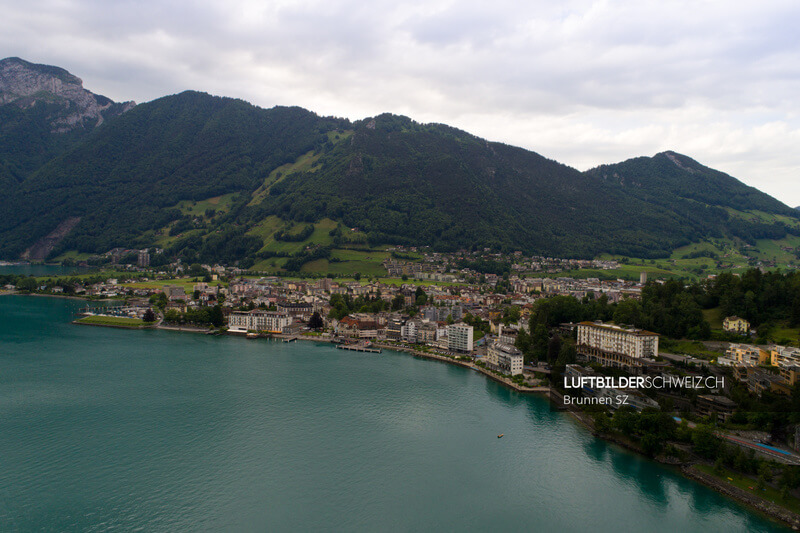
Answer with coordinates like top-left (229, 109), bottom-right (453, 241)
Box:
top-left (15, 276), bottom-right (38, 292)
top-left (188, 263), bottom-right (206, 277)
top-left (555, 340), bottom-right (577, 366)
top-left (209, 305), bottom-right (224, 327)
top-left (354, 272), bottom-right (361, 281)
top-left (692, 425), bottom-right (721, 459)
top-left (308, 311), bottom-right (324, 330)
top-left (391, 294), bottom-right (405, 311)
top-left (415, 286), bottom-right (427, 306)
top-left (547, 335), bottom-right (562, 365)
top-left (143, 308), bottom-right (156, 323)
top-left (530, 324), bottom-right (549, 364)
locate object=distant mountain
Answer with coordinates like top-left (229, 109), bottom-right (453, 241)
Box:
top-left (0, 57), bottom-right (134, 189)
top-left (0, 58), bottom-right (798, 264)
top-left (0, 57), bottom-right (134, 131)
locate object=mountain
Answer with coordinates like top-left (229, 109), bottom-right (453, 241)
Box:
top-left (585, 152), bottom-right (799, 244)
top-left (252, 115), bottom-right (721, 256)
top-left (0, 57), bottom-right (134, 190)
top-left (0, 90), bottom-right (345, 259)
top-left (0, 58), bottom-right (798, 265)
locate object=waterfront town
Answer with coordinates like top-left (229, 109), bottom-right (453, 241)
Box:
top-left (5, 246), bottom-right (800, 525)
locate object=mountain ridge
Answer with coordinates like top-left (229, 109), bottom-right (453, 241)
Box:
top-left (0, 58), bottom-right (797, 265)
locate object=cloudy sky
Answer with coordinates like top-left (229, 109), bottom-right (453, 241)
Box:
top-left (4, 0), bottom-right (800, 205)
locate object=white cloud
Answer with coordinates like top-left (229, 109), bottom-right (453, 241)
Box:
top-left (2, 0), bottom-right (799, 205)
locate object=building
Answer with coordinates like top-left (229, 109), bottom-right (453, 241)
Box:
top-left (277, 301), bottom-right (313, 319)
top-left (726, 343), bottom-right (770, 366)
top-left (723, 316), bottom-right (750, 334)
top-left (417, 322), bottom-right (438, 344)
top-left (137, 249), bottom-right (150, 267)
top-left (732, 365), bottom-right (793, 396)
top-left (696, 394), bottom-right (737, 423)
top-left (228, 310), bottom-right (291, 333)
top-left (576, 321), bottom-right (658, 372)
top-left (447, 323), bottom-right (474, 353)
top-left (336, 315), bottom-right (382, 338)
top-left (162, 285), bottom-right (186, 302)
top-left (401, 320), bottom-right (419, 343)
top-left (771, 345), bottom-right (800, 369)
top-left (487, 341), bottom-right (524, 375)
top-left (386, 318), bottom-right (403, 340)
top-left (498, 325), bottom-right (519, 346)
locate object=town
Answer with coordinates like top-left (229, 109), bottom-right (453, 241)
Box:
top-left (5, 246), bottom-right (800, 517)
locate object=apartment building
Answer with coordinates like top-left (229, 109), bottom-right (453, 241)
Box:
top-left (447, 323), bottom-right (474, 353)
top-left (576, 321), bottom-right (658, 371)
top-left (487, 341), bottom-right (524, 376)
top-left (228, 310), bottom-right (291, 333)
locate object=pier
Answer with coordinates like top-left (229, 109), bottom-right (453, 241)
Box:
top-left (336, 343), bottom-right (382, 353)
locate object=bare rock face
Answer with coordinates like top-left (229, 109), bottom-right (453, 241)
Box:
top-left (0, 57), bottom-right (134, 132)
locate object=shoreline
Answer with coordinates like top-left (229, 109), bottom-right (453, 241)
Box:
top-left (682, 465), bottom-right (800, 529)
top-left (24, 290), bottom-right (796, 529)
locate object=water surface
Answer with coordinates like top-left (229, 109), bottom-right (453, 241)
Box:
top-left (0, 296), bottom-right (788, 531)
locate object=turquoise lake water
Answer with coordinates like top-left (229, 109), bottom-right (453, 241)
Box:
top-left (0, 295), bottom-right (789, 531)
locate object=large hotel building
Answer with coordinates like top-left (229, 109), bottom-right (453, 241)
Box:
top-left (576, 321), bottom-right (659, 371)
top-left (228, 310), bottom-right (292, 333)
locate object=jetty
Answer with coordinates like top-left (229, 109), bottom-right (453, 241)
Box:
top-left (336, 343), bottom-right (382, 353)
top-left (283, 336), bottom-right (298, 343)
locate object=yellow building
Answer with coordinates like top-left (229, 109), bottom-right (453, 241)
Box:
top-left (726, 343), bottom-right (770, 366)
top-left (723, 316), bottom-right (750, 334)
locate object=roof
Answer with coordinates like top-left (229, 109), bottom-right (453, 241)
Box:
top-left (577, 321), bottom-right (659, 337)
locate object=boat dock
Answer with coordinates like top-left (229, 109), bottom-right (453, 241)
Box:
top-left (283, 336), bottom-right (298, 343)
top-left (336, 343), bottom-right (382, 353)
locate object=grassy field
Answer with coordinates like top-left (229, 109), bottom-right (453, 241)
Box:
top-left (34, 270), bottom-right (135, 282)
top-left (248, 151), bottom-right (322, 206)
top-left (249, 130), bottom-right (353, 206)
top-left (75, 315), bottom-right (147, 327)
top-left (247, 216), bottom-right (286, 245)
top-left (770, 324), bottom-right (799, 346)
top-left (596, 230), bottom-right (800, 279)
top-left (248, 217), bottom-right (338, 255)
top-left (249, 257), bottom-right (290, 272)
top-left (121, 278), bottom-right (224, 290)
top-left (377, 277), bottom-right (465, 287)
top-left (695, 464), bottom-right (800, 515)
top-left (702, 307), bottom-right (724, 329)
top-left (174, 193), bottom-right (236, 217)
top-left (50, 250), bottom-right (94, 262)
top-left (154, 228), bottom-right (205, 248)
top-left (537, 264), bottom-right (683, 281)
top-left (295, 249), bottom-right (389, 276)
top-left (751, 236), bottom-right (800, 263)
top-left (660, 338), bottom-right (723, 360)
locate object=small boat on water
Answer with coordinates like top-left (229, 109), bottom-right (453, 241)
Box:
top-left (497, 434), bottom-right (504, 439)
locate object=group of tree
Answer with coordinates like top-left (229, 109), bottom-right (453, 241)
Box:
top-left (327, 293), bottom-right (389, 320)
top-left (163, 304), bottom-right (224, 327)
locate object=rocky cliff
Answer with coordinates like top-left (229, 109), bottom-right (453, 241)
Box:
top-left (0, 57), bottom-right (134, 132)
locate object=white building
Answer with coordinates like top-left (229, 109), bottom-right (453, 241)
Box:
top-left (401, 320), bottom-right (419, 343)
top-left (487, 341), bottom-right (524, 375)
top-left (447, 323), bottom-right (474, 353)
top-left (228, 310), bottom-right (291, 333)
top-left (576, 321), bottom-right (658, 371)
